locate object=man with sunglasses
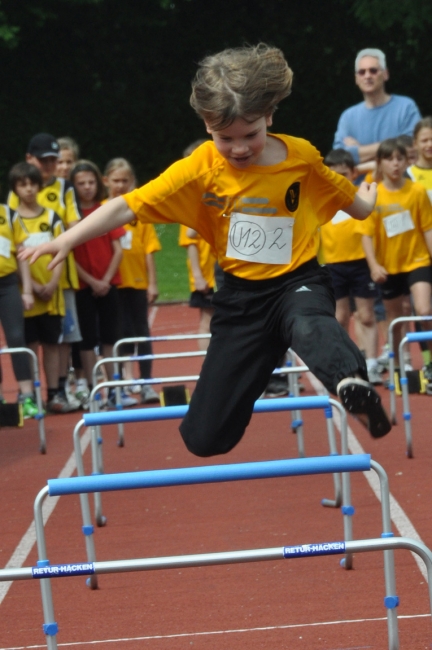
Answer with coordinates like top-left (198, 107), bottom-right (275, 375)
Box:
top-left (333, 48), bottom-right (420, 170)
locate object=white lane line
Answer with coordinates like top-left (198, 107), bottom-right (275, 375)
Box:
top-left (0, 428), bottom-right (91, 605)
top-left (0, 614), bottom-right (428, 649)
top-left (306, 372), bottom-right (427, 580)
top-left (0, 309), bottom-right (163, 605)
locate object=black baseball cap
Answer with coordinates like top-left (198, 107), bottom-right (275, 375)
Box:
top-left (27, 133), bottom-right (59, 158)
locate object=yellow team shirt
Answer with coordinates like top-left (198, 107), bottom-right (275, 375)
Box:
top-left (358, 179), bottom-right (432, 274)
top-left (123, 136), bottom-right (357, 281)
top-left (407, 165), bottom-right (432, 204)
top-left (179, 225), bottom-right (216, 291)
top-left (320, 208), bottom-right (365, 264)
top-left (8, 177), bottom-right (80, 290)
top-left (118, 220), bottom-right (161, 289)
top-left (12, 209), bottom-right (65, 317)
top-left (0, 204), bottom-right (23, 277)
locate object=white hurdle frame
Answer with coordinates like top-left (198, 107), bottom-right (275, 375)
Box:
top-left (0, 346), bottom-right (46, 452)
top-left (386, 315), bottom-right (432, 425)
top-left (14, 452), bottom-right (415, 650)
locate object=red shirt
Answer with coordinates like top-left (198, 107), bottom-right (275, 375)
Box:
top-left (73, 203), bottom-right (126, 289)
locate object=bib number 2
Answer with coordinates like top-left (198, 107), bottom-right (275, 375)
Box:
top-left (226, 213), bottom-right (294, 264)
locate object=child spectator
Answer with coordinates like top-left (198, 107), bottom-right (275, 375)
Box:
top-left (0, 202), bottom-right (38, 417)
top-left (179, 224), bottom-right (215, 351)
top-left (71, 160), bottom-right (125, 406)
top-left (56, 137), bottom-right (80, 180)
top-left (320, 149), bottom-right (381, 384)
top-left (8, 133), bottom-right (82, 410)
top-left (178, 137), bottom-right (215, 352)
top-left (103, 157), bottom-right (161, 404)
top-left (407, 117), bottom-right (432, 200)
top-left (10, 162), bottom-right (71, 413)
top-left (22, 44), bottom-right (392, 446)
top-left (359, 138), bottom-right (432, 375)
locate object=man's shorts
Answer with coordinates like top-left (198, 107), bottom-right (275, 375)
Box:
top-left (25, 313), bottom-right (62, 345)
top-left (327, 259), bottom-right (378, 301)
top-left (61, 289), bottom-right (82, 343)
top-left (189, 288), bottom-right (214, 309)
top-left (381, 265), bottom-right (432, 301)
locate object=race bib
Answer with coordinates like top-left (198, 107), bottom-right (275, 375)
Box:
top-left (226, 213), bottom-right (294, 265)
top-left (383, 210), bottom-right (415, 238)
top-left (331, 210), bottom-right (351, 225)
top-left (0, 235), bottom-right (11, 258)
top-left (120, 230), bottom-right (133, 250)
top-left (22, 232), bottom-right (53, 247)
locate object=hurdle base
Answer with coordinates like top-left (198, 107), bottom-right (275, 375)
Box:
top-left (160, 385), bottom-right (190, 406)
top-left (0, 403), bottom-right (23, 428)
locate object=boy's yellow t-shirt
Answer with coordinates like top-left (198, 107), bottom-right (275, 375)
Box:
top-left (357, 179), bottom-right (432, 274)
top-left (178, 225), bottom-right (216, 291)
top-left (118, 221), bottom-right (161, 289)
top-left (0, 204), bottom-right (22, 277)
top-left (12, 208), bottom-right (65, 317)
top-left (8, 177), bottom-right (80, 290)
top-left (320, 207), bottom-right (365, 264)
top-left (123, 136), bottom-right (356, 281)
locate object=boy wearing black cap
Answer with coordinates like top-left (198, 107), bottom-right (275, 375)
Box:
top-left (8, 133), bottom-right (82, 411)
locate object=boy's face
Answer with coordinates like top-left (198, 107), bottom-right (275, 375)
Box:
top-left (205, 115), bottom-right (272, 170)
top-left (26, 154), bottom-right (58, 184)
top-left (56, 148), bottom-right (75, 179)
top-left (15, 178), bottom-right (40, 204)
top-left (328, 163), bottom-right (356, 181)
top-left (380, 151), bottom-right (407, 182)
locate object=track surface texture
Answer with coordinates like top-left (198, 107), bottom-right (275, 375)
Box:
top-left (0, 304), bottom-right (431, 649)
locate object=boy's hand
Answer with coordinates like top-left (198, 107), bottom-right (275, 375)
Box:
top-left (356, 181), bottom-right (377, 211)
top-left (147, 282), bottom-right (159, 304)
top-left (18, 239), bottom-right (70, 270)
top-left (370, 264), bottom-right (388, 284)
top-left (39, 281), bottom-right (57, 301)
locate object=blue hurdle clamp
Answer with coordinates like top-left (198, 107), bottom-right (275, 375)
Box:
top-left (48, 454), bottom-right (371, 496)
top-left (83, 395), bottom-right (331, 427)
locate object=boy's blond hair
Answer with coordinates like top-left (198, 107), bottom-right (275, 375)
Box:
top-left (190, 43), bottom-right (293, 131)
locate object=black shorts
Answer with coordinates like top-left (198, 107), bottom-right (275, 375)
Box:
top-left (381, 265), bottom-right (432, 301)
top-left (189, 288), bottom-right (214, 309)
top-left (327, 259), bottom-right (378, 300)
top-left (25, 313), bottom-right (62, 345)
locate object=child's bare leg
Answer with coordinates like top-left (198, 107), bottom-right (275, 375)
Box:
top-left (198, 307), bottom-right (214, 351)
top-left (383, 296), bottom-right (404, 366)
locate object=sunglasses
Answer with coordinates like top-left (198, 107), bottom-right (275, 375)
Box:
top-left (356, 67), bottom-right (380, 76)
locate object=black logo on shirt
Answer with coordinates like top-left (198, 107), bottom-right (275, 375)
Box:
top-left (40, 223), bottom-right (50, 232)
top-left (0, 217), bottom-right (5, 225)
top-left (46, 192), bottom-right (57, 202)
top-left (130, 220), bottom-right (137, 227)
top-left (285, 182), bottom-right (300, 212)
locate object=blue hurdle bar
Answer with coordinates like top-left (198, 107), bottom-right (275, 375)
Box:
top-left (32, 454), bottom-right (399, 650)
top-left (83, 395), bottom-right (331, 427)
top-left (398, 331), bottom-right (432, 458)
top-left (49, 454), bottom-right (371, 496)
top-left (77, 394), bottom-right (347, 529)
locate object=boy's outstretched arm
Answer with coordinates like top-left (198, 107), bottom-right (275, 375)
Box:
top-left (344, 181), bottom-right (377, 221)
top-left (18, 197), bottom-right (134, 269)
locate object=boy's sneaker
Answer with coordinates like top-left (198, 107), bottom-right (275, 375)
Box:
top-left (367, 365), bottom-right (383, 386)
top-left (337, 377), bottom-right (392, 439)
top-left (22, 396), bottom-right (40, 419)
top-left (107, 390), bottom-right (138, 408)
top-left (423, 362), bottom-right (432, 382)
top-left (377, 344), bottom-right (390, 373)
top-left (141, 385), bottom-right (160, 404)
top-left (47, 393), bottom-right (75, 414)
top-left (265, 376), bottom-right (289, 398)
top-left (75, 388), bottom-right (90, 410)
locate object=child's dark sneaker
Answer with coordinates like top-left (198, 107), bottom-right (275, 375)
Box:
top-left (337, 377), bottom-right (392, 439)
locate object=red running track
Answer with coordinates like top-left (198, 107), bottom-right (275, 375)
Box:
top-left (0, 304), bottom-right (431, 649)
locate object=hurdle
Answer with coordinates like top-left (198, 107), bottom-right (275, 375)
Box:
top-left (386, 316), bottom-right (432, 425)
top-left (0, 346), bottom-right (46, 453)
top-left (75, 395), bottom-right (348, 536)
top-left (398, 331), bottom-right (432, 458)
top-left (19, 453), bottom-right (417, 650)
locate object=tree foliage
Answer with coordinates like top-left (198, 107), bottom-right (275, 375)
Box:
top-left (0, 0), bottom-right (431, 197)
